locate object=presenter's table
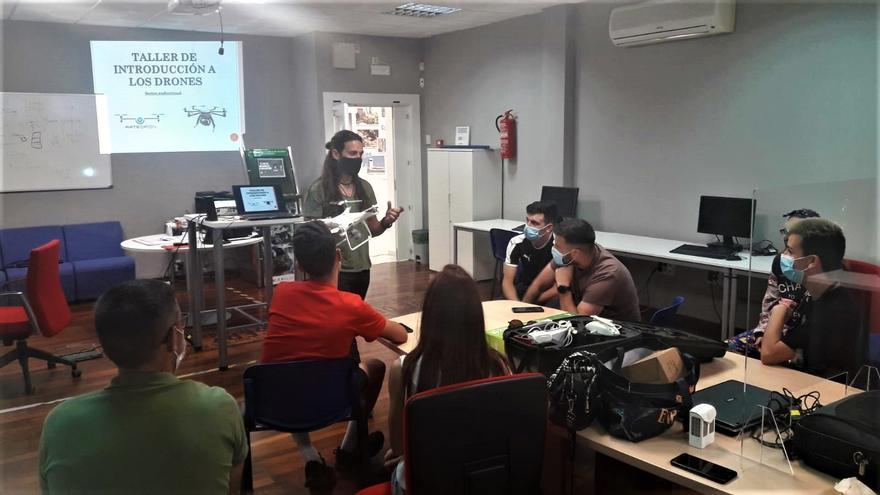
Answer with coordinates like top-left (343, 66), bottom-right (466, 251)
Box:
top-left (451, 219), bottom-right (776, 339)
top-left (189, 216), bottom-right (305, 369)
top-left (121, 233), bottom-right (263, 281)
top-left (387, 300), bottom-right (568, 355)
top-left (578, 352), bottom-right (853, 494)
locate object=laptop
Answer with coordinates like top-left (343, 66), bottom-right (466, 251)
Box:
top-left (232, 185), bottom-right (295, 221)
top-left (690, 380), bottom-right (793, 436)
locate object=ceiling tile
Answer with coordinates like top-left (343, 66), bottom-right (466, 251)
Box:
top-left (78, 0), bottom-right (166, 27)
top-left (11, 0), bottom-right (97, 23)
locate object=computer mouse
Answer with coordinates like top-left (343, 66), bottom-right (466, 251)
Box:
top-left (726, 254), bottom-right (742, 261)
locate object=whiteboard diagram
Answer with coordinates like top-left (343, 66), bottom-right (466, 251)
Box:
top-left (1, 92), bottom-right (111, 192)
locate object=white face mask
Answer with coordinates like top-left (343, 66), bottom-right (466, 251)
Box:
top-left (173, 327), bottom-right (187, 371)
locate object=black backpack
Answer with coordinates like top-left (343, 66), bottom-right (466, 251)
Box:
top-left (793, 390), bottom-right (880, 490)
top-left (547, 351), bottom-right (601, 431)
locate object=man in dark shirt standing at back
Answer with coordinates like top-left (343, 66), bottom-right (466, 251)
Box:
top-left (502, 201), bottom-right (560, 301)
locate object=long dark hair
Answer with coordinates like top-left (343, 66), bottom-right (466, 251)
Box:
top-left (402, 265), bottom-right (509, 396)
top-left (321, 130), bottom-right (365, 209)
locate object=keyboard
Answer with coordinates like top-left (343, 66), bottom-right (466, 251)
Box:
top-left (669, 244), bottom-right (734, 259)
top-left (240, 213), bottom-right (297, 221)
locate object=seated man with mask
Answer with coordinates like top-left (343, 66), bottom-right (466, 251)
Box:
top-left (40, 280), bottom-right (248, 494)
top-left (502, 201), bottom-right (560, 301)
top-left (759, 218), bottom-right (862, 375)
top-left (523, 218), bottom-right (641, 322)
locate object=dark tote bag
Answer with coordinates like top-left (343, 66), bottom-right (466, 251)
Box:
top-left (594, 341), bottom-right (701, 442)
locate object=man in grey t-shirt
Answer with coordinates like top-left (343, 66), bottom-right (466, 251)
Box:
top-left (523, 219), bottom-right (641, 322)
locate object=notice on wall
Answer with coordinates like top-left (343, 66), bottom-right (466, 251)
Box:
top-left (90, 40), bottom-right (245, 153)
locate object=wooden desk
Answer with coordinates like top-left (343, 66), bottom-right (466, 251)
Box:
top-left (578, 352), bottom-right (855, 494)
top-left (387, 300), bottom-right (568, 355)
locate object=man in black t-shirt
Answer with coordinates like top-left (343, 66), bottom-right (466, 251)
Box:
top-left (760, 219), bottom-right (864, 375)
top-left (502, 201), bottom-right (559, 301)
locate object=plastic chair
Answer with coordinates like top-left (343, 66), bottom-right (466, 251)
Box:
top-left (489, 228), bottom-right (518, 299)
top-left (0, 240), bottom-right (80, 394)
top-left (649, 296), bottom-right (685, 326)
top-left (356, 373), bottom-right (548, 495)
top-left (241, 358), bottom-right (369, 491)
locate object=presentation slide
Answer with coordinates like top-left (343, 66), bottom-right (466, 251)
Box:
top-left (241, 186), bottom-right (279, 213)
top-left (91, 41), bottom-right (244, 153)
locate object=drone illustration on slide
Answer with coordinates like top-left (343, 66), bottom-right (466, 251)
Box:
top-left (116, 113), bottom-right (163, 124)
top-left (184, 106), bottom-right (226, 131)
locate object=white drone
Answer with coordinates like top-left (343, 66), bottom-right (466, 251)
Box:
top-left (321, 200), bottom-right (379, 251)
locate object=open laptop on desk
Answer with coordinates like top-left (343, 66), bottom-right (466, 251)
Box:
top-left (691, 380), bottom-right (793, 435)
top-left (232, 185), bottom-right (297, 221)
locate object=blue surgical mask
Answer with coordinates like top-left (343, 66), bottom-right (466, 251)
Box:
top-left (552, 246), bottom-right (573, 267)
top-left (523, 225), bottom-right (547, 242)
top-left (779, 255), bottom-right (805, 284)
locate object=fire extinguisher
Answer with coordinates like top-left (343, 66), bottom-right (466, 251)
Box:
top-left (495, 110), bottom-right (517, 160)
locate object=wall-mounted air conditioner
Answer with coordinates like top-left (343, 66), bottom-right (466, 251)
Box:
top-left (609, 0), bottom-right (735, 47)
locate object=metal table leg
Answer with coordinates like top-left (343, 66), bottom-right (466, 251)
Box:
top-left (187, 224), bottom-right (203, 350)
top-left (214, 233), bottom-right (228, 370)
top-left (721, 271), bottom-right (730, 340)
top-left (453, 225), bottom-right (459, 266)
top-left (262, 226), bottom-right (274, 305)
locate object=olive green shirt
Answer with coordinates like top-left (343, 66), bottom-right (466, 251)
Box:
top-left (39, 371), bottom-right (248, 495)
top-left (302, 177), bottom-right (377, 273)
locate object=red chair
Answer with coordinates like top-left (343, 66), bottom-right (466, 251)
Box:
top-left (0, 240), bottom-right (81, 394)
top-left (357, 373), bottom-right (547, 495)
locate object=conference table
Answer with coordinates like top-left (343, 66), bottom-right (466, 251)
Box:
top-left (451, 219), bottom-right (776, 339)
top-left (386, 299), bottom-right (854, 494)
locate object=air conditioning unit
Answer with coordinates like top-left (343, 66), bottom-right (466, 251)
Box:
top-left (609, 0), bottom-right (735, 47)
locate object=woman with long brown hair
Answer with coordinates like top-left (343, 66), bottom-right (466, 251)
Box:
top-left (302, 130), bottom-right (403, 300)
top-left (384, 264), bottom-right (510, 494)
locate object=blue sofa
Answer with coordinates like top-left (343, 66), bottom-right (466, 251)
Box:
top-left (0, 222), bottom-right (135, 301)
top-left (63, 222), bottom-right (136, 300)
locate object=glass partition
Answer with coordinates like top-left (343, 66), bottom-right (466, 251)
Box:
top-left (734, 178), bottom-right (879, 474)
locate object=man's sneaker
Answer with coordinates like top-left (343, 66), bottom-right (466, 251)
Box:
top-left (334, 431), bottom-right (385, 471)
top-left (304, 457), bottom-right (337, 489)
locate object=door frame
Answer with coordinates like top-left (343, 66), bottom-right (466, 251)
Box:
top-left (322, 92), bottom-right (423, 261)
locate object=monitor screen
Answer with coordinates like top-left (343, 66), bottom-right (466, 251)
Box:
top-left (257, 158), bottom-right (286, 179)
top-left (697, 196), bottom-right (754, 238)
top-left (234, 185), bottom-right (282, 214)
top-left (213, 199), bottom-right (237, 217)
top-left (541, 186), bottom-right (579, 219)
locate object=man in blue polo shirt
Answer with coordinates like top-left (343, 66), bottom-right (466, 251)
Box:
top-left (39, 280), bottom-right (248, 494)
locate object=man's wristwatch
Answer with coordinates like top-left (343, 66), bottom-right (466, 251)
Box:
top-left (380, 218), bottom-right (391, 229)
top-left (557, 285), bottom-right (571, 294)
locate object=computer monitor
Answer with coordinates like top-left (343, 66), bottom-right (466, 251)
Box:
top-left (241, 147), bottom-right (301, 214)
top-left (541, 186), bottom-right (579, 219)
top-left (233, 185), bottom-right (286, 215)
top-left (697, 195), bottom-right (755, 250)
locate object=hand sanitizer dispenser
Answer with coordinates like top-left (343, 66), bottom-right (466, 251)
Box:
top-left (689, 404), bottom-right (716, 449)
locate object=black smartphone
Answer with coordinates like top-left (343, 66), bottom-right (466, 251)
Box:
top-left (512, 306), bottom-right (545, 314)
top-left (670, 453), bottom-right (737, 484)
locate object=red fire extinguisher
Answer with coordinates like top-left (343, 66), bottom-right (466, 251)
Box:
top-left (495, 110), bottom-right (517, 160)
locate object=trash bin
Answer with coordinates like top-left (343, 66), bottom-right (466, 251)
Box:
top-left (412, 229), bottom-right (429, 265)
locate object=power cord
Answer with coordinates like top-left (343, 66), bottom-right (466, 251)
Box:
top-left (638, 264), bottom-right (661, 313)
top-left (750, 387), bottom-right (822, 450)
top-left (708, 280), bottom-right (723, 323)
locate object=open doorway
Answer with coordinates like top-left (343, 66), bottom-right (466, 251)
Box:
top-left (323, 92), bottom-right (423, 265)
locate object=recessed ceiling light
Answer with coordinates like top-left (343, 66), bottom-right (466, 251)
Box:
top-left (386, 3), bottom-right (462, 17)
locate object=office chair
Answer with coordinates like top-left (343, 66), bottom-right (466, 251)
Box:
top-left (489, 229), bottom-right (518, 299)
top-left (649, 296), bottom-right (685, 327)
top-left (241, 358), bottom-right (369, 491)
top-left (0, 239), bottom-right (80, 395)
top-left (356, 373), bottom-right (548, 495)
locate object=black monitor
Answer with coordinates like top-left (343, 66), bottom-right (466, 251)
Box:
top-left (241, 147), bottom-right (301, 214)
top-left (697, 195), bottom-right (755, 250)
top-left (541, 186), bottom-right (579, 219)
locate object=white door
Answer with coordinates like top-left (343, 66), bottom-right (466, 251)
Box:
top-left (323, 93), bottom-right (422, 264)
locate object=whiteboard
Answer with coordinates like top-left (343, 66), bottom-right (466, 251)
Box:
top-left (1, 92), bottom-right (112, 192)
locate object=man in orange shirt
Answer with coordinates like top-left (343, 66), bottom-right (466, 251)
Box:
top-left (261, 221), bottom-right (408, 489)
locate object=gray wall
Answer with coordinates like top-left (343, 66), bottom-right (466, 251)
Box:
top-left (291, 32), bottom-right (425, 194)
top-left (1, 20), bottom-right (297, 237)
top-left (423, 6), bottom-right (577, 220)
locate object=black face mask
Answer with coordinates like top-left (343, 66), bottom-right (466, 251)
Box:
top-left (338, 156), bottom-right (362, 177)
